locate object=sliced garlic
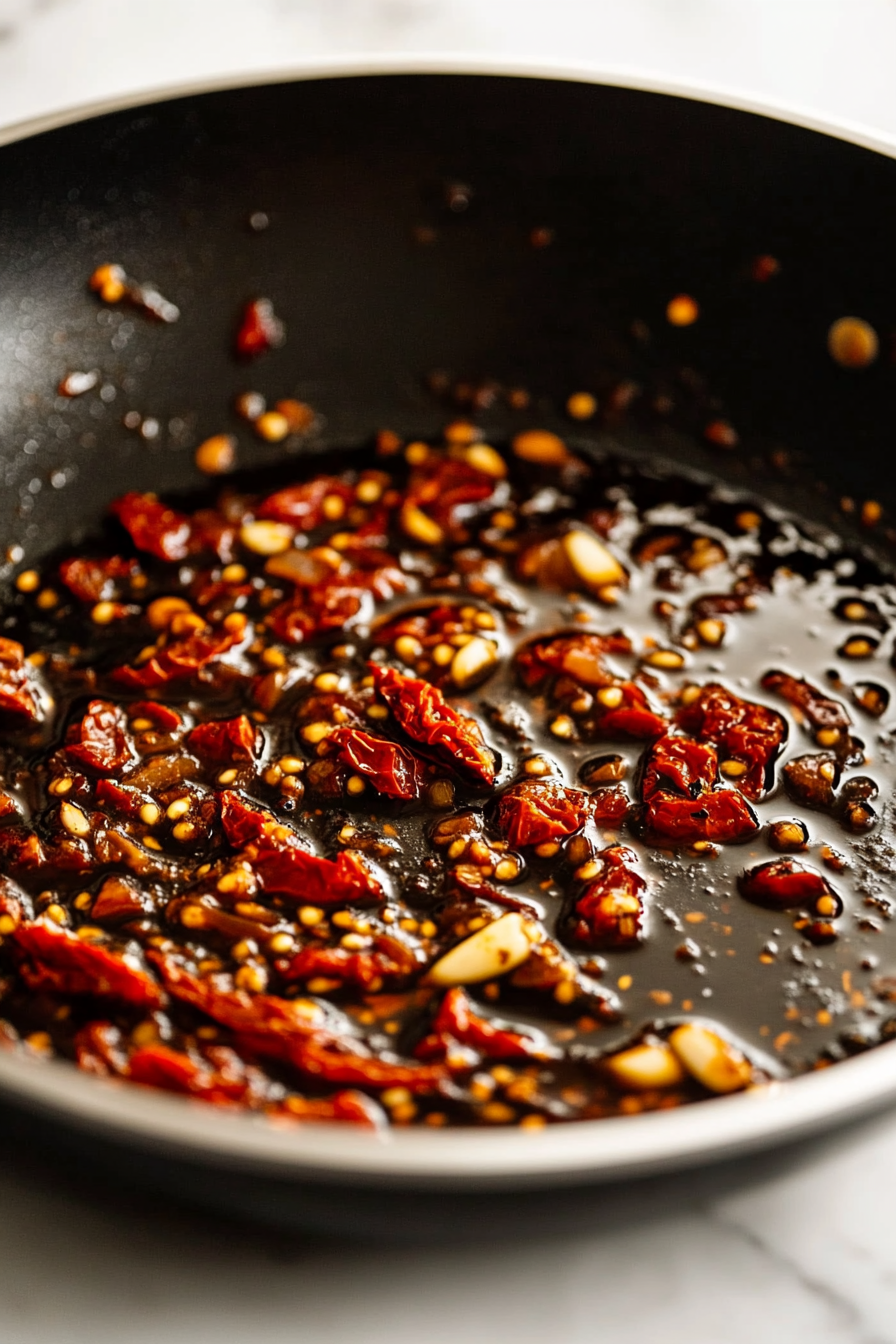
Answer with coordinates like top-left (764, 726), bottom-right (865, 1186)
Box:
top-left (239, 520), bottom-right (295, 556)
top-left (426, 912), bottom-right (536, 986)
top-left (464, 443), bottom-right (507, 478)
top-left (400, 501), bottom-right (444, 547)
top-left (450, 635), bottom-right (499, 689)
top-left (604, 1042), bottom-right (685, 1092)
top-left (562, 530), bottom-right (626, 592)
top-left (60, 801), bottom-right (91, 838)
top-left (669, 1022), bottom-right (753, 1094)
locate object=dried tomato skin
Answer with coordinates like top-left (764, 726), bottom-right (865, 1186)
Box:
top-left (640, 735), bottom-right (759, 843)
top-left (277, 938), bottom-right (418, 991)
top-left (591, 784), bottom-right (631, 829)
top-left (495, 779), bottom-right (590, 847)
top-left (111, 492), bottom-right (192, 562)
top-left (95, 778), bottom-right (154, 819)
top-left (112, 623), bottom-right (242, 689)
top-left (415, 987), bottom-right (560, 1062)
top-left (0, 638), bottom-right (43, 723)
top-left (761, 669), bottom-right (852, 733)
top-left (642, 735), bottom-right (717, 800)
top-left (258, 478), bottom-right (353, 529)
top-left (597, 685), bottom-right (668, 741)
top-left (369, 663), bottom-right (496, 787)
top-left (12, 921), bottom-right (163, 1009)
top-left (250, 842), bottom-right (383, 907)
top-left (268, 585), bottom-right (368, 647)
top-left (327, 727), bottom-right (424, 800)
top-left (234, 297), bottom-right (284, 358)
top-left (406, 456), bottom-right (495, 528)
top-left (186, 714), bottom-right (258, 763)
top-left (127, 1043), bottom-right (251, 1105)
top-left (65, 699), bottom-right (134, 775)
top-left (565, 845), bottom-right (646, 949)
top-left (675, 683), bottom-right (786, 799)
top-left (516, 632), bottom-right (633, 689)
top-left (59, 555), bottom-right (139, 603)
top-left (739, 859), bottom-right (839, 911)
top-left (129, 700), bottom-right (183, 732)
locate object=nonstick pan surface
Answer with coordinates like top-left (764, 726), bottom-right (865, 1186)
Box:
top-left (2, 74), bottom-right (896, 1211)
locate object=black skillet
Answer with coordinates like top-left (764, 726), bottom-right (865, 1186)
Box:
top-left (1, 74), bottom-right (896, 1235)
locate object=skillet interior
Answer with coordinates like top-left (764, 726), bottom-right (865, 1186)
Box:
top-left (1, 76), bottom-right (896, 1220)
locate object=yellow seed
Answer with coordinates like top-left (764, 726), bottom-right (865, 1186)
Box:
top-left (255, 410), bottom-right (290, 442)
top-left (535, 841), bottom-right (560, 858)
top-left (25, 1031), bottom-right (53, 1053)
top-left (562, 530), bottom-right (626, 592)
top-left (217, 870), bottom-right (256, 895)
top-left (49, 777), bottom-right (74, 796)
top-left (400, 500), bottom-right (444, 547)
top-left (575, 860), bottom-right (601, 881)
top-left (313, 672), bottom-right (340, 692)
top-left (146, 596), bottom-right (191, 630)
top-left (696, 619), bottom-right (725, 646)
top-left (381, 1086), bottom-right (412, 1108)
top-left (666, 293), bottom-right (699, 326)
top-left (550, 715), bottom-right (575, 739)
top-left (828, 316), bottom-right (878, 369)
top-left (45, 903), bottom-right (68, 925)
top-left (480, 1102), bottom-right (517, 1124)
top-left (218, 768), bottom-right (239, 785)
top-left (240, 520), bottom-right (294, 555)
top-left (222, 563), bottom-right (248, 583)
top-left (420, 920), bottom-right (438, 939)
top-left (366, 704), bottom-right (388, 720)
top-left (263, 765), bottom-right (283, 786)
top-left (597, 686), bottom-right (624, 709)
top-left (195, 433), bottom-right (236, 476)
top-left (139, 802), bottom-right (161, 825)
top-left (816, 729), bottom-right (840, 747)
top-left (511, 429), bottom-right (569, 466)
top-left (231, 938), bottom-right (258, 962)
top-left (524, 756), bottom-right (552, 776)
top-left (346, 775), bottom-right (366, 795)
top-left (720, 760), bottom-right (747, 778)
top-left (495, 858), bottom-right (520, 882)
top-left (394, 635), bottom-right (423, 663)
top-left (464, 443), bottom-right (507, 478)
top-left (816, 895), bottom-right (838, 917)
top-left (669, 1023), bottom-right (753, 1094)
top-left (432, 642), bottom-right (455, 666)
top-left (0, 914), bottom-right (17, 934)
top-left (566, 391), bottom-right (597, 420)
top-left (405, 441), bottom-right (430, 465)
top-left (301, 721), bottom-right (332, 744)
top-left (36, 589), bottom-right (59, 610)
top-left (553, 980), bottom-right (577, 1005)
top-left (605, 1043), bottom-right (685, 1092)
top-left (279, 756), bottom-right (304, 775)
top-left (90, 601), bottom-right (118, 625)
top-left (16, 569), bottom-right (40, 593)
top-left (267, 932), bottom-right (296, 955)
top-left (234, 964), bottom-right (268, 992)
top-left (143, 836), bottom-right (163, 851)
top-left (60, 801), bottom-right (90, 837)
top-left (130, 718), bottom-right (153, 732)
top-left (166, 797), bottom-right (191, 820)
top-left (172, 821), bottom-right (196, 842)
top-left (299, 906), bottom-right (324, 926)
top-left (356, 478), bottom-right (383, 504)
top-left (646, 649), bottom-right (685, 670)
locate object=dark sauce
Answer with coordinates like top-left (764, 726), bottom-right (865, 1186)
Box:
top-left (1, 435), bottom-right (895, 1128)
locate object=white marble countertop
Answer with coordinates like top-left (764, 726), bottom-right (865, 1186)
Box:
top-left (2, 3), bottom-right (896, 1342)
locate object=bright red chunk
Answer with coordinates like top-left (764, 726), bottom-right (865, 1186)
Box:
top-left (327, 727), bottom-right (424, 800)
top-left (739, 859), bottom-right (840, 910)
top-left (516, 632), bottom-right (633, 689)
top-left (496, 779), bottom-right (591, 848)
top-left (277, 937), bottom-right (419, 991)
top-left (59, 555), bottom-right (139, 603)
top-left (111, 492), bottom-right (192, 562)
top-left (406, 456), bottom-right (495, 529)
top-left (258, 477), bottom-right (354, 529)
top-left (13, 921), bottom-right (163, 1008)
top-left (591, 784), bottom-right (631, 828)
top-left (567, 845), bottom-right (646, 948)
top-left (676, 683), bottom-right (786, 799)
top-left (219, 790), bottom-right (274, 847)
top-left (415, 987), bottom-right (561, 1062)
top-left (369, 663), bottom-right (495, 788)
top-left (0, 638), bottom-right (42, 723)
top-left (234, 297), bottom-right (284, 358)
top-left (641, 735), bottom-right (758, 844)
top-left (112, 622), bottom-right (243, 689)
top-left (250, 842), bottom-right (383, 906)
top-left (186, 714), bottom-right (258, 763)
top-left (65, 700), bottom-right (134, 775)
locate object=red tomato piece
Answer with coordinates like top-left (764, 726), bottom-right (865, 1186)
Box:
top-left (13, 921), bottom-right (163, 1008)
top-left (369, 663), bottom-right (496, 788)
top-left (496, 779), bottom-right (591, 848)
top-left (111, 492), bottom-right (192, 562)
top-left (327, 727), bottom-right (424, 800)
top-left (65, 699), bottom-right (134, 775)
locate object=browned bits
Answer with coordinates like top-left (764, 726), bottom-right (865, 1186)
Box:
top-left (704, 420), bottom-right (739, 449)
top-left (751, 254), bottom-right (780, 282)
top-left (530, 227), bottom-right (554, 248)
top-left (666, 294), bottom-right (699, 327)
top-left (195, 434), bottom-right (236, 476)
top-left (828, 316), bottom-right (879, 368)
top-left (89, 263), bottom-right (127, 303)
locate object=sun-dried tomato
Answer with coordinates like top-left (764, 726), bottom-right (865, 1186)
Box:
top-left (0, 825), bottom-right (45, 872)
top-left (235, 297), bottom-right (284, 358)
top-left (591, 784), bottom-right (631, 828)
top-left (129, 701), bottom-right (183, 732)
top-left (74, 1021), bottom-right (129, 1076)
top-left (59, 555), bottom-right (140, 603)
top-left (250, 841), bottom-right (383, 906)
top-left (95, 778), bottom-right (154, 819)
top-left (641, 735), bottom-right (758, 844)
top-left (676, 683), bottom-right (786, 799)
top-left (761, 670), bottom-right (852, 733)
top-left (268, 584), bottom-right (370, 646)
top-left (190, 509), bottom-right (238, 563)
top-left (65, 699), bottom-right (134, 775)
top-left (186, 714), bottom-right (258, 763)
top-left (516, 632), bottom-right (632, 689)
top-left (128, 1042), bottom-right (265, 1106)
top-left (13, 921), bottom-right (163, 1008)
top-left (258, 477), bottom-right (354, 529)
top-left (277, 1090), bottom-right (384, 1125)
top-left (783, 753), bottom-right (840, 810)
top-left (111, 492), bottom-right (192, 562)
top-left (495, 779), bottom-right (591, 848)
top-left (90, 874), bottom-right (151, 923)
top-left (277, 936), bottom-right (419, 992)
top-left (415, 987), bottom-right (560, 1062)
top-left (594, 684), bottom-right (668, 740)
top-left (150, 953), bottom-right (447, 1094)
top-left (113, 622), bottom-right (243, 689)
top-left (374, 603), bottom-right (500, 688)
top-left (739, 859), bottom-right (840, 911)
top-left (219, 790), bottom-right (274, 847)
top-left (0, 638), bottom-right (43, 723)
top-left (369, 663), bottom-right (496, 787)
top-left (327, 727), bottom-right (424, 800)
top-left (566, 845), bottom-right (646, 948)
top-left (406, 456), bottom-right (495, 529)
